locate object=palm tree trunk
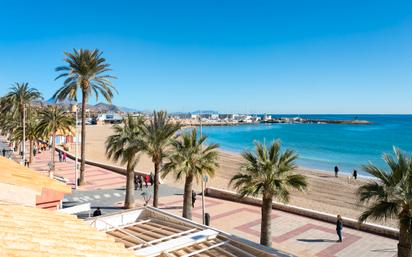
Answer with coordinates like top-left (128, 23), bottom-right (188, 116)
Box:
top-left (260, 194), bottom-right (273, 247)
top-left (124, 162), bottom-right (135, 209)
top-left (153, 161), bottom-right (160, 207)
top-left (398, 220), bottom-right (412, 257)
top-left (183, 173), bottom-right (194, 219)
top-left (79, 92), bottom-right (87, 185)
top-left (29, 140), bottom-right (33, 164)
top-left (50, 132), bottom-right (56, 177)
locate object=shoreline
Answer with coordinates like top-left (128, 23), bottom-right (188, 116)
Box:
top-left (217, 147), bottom-right (375, 180)
top-left (68, 125), bottom-right (395, 227)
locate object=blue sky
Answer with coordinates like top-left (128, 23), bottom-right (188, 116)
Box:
top-left (0, 1), bottom-right (411, 114)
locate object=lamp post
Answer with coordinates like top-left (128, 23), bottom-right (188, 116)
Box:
top-left (22, 105), bottom-right (26, 164)
top-left (199, 116), bottom-right (206, 224)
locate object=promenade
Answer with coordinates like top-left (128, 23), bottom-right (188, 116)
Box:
top-left (7, 143), bottom-right (398, 257)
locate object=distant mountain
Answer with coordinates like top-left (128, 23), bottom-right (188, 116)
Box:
top-left (89, 103), bottom-right (121, 113)
top-left (190, 110), bottom-right (219, 115)
top-left (118, 106), bottom-right (140, 113)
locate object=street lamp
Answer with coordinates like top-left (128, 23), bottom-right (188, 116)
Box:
top-left (198, 116), bottom-right (206, 224)
top-left (22, 105), bottom-right (26, 164)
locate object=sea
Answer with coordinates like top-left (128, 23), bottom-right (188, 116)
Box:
top-left (200, 115), bottom-right (412, 177)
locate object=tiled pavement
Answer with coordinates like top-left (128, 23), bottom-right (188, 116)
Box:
top-left (150, 195), bottom-right (398, 257)
top-left (29, 149), bottom-right (126, 191)
top-left (3, 140), bottom-right (398, 257)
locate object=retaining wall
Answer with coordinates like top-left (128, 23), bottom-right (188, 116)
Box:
top-left (205, 187), bottom-right (399, 240)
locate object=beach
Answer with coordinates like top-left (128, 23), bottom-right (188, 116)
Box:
top-left (70, 124), bottom-right (396, 227)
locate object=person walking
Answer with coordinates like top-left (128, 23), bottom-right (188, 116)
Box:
top-left (144, 175), bottom-right (150, 188)
top-left (334, 166), bottom-right (339, 177)
top-left (63, 152), bottom-right (67, 162)
top-left (352, 169), bottom-right (357, 180)
top-left (58, 151), bottom-right (62, 162)
top-left (134, 173), bottom-right (139, 190)
top-left (137, 175), bottom-right (143, 190)
top-left (149, 172), bottom-right (154, 186)
top-left (2, 148), bottom-right (5, 157)
top-left (336, 215), bottom-right (343, 242)
top-left (33, 145), bottom-right (37, 157)
top-left (192, 190), bottom-right (197, 208)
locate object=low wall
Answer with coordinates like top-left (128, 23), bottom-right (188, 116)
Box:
top-left (56, 147), bottom-right (148, 177)
top-left (205, 187), bottom-right (399, 240)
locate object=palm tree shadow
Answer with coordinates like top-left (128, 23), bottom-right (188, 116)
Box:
top-left (371, 248), bottom-right (396, 253)
top-left (297, 239), bottom-right (336, 243)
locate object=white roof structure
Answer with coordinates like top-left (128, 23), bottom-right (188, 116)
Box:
top-left (86, 206), bottom-right (292, 257)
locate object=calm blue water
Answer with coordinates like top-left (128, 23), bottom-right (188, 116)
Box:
top-left (200, 115), bottom-right (412, 177)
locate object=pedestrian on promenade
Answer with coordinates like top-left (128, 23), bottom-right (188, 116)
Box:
top-left (24, 159), bottom-right (29, 167)
top-left (352, 169), bottom-right (357, 180)
top-left (144, 175), bottom-right (150, 188)
top-left (63, 152), bottom-right (67, 162)
top-left (134, 173), bottom-right (139, 190)
top-left (336, 214), bottom-right (343, 242)
top-left (192, 190), bottom-right (197, 208)
top-left (150, 172), bottom-right (154, 186)
top-left (137, 175), bottom-right (143, 190)
top-left (93, 207), bottom-right (102, 217)
top-left (2, 148), bottom-right (5, 157)
top-left (58, 151), bottom-right (62, 162)
top-left (33, 145), bottom-right (37, 157)
top-left (334, 166), bottom-right (339, 177)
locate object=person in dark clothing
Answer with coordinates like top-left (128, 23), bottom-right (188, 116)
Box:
top-left (334, 166), bottom-right (339, 177)
top-left (336, 215), bottom-right (343, 242)
top-left (93, 207), bottom-right (102, 217)
top-left (192, 190), bottom-right (197, 208)
top-left (137, 175), bottom-right (143, 190)
top-left (352, 169), bottom-right (357, 180)
top-left (134, 173), bottom-right (139, 190)
top-left (33, 146), bottom-right (37, 157)
top-left (2, 149), bottom-right (5, 157)
top-left (58, 151), bottom-right (62, 162)
top-left (150, 172), bottom-right (154, 186)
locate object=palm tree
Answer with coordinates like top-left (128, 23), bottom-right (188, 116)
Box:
top-left (357, 147), bottom-right (412, 257)
top-left (53, 49), bottom-right (116, 185)
top-left (2, 82), bottom-right (42, 156)
top-left (36, 106), bottom-right (74, 175)
top-left (106, 115), bottom-right (143, 209)
top-left (12, 112), bottom-right (41, 164)
top-left (162, 128), bottom-right (219, 219)
top-left (230, 140), bottom-right (308, 247)
top-left (139, 111), bottom-right (181, 207)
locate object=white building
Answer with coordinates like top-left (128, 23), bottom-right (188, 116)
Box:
top-left (96, 113), bottom-right (123, 124)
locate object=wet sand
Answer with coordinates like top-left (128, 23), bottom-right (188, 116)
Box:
top-left (69, 124), bottom-right (396, 227)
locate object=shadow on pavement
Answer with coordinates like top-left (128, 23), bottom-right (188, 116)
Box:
top-left (297, 239), bottom-right (336, 243)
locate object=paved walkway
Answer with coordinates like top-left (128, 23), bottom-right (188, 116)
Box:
top-left (29, 149), bottom-right (127, 191)
top-left (148, 195), bottom-right (397, 257)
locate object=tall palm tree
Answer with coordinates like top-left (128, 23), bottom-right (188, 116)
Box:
top-left (36, 106), bottom-right (74, 175)
top-left (139, 111), bottom-right (181, 207)
top-left (106, 115), bottom-right (143, 209)
top-left (2, 82), bottom-right (42, 156)
top-left (12, 112), bottom-right (41, 164)
top-left (230, 140), bottom-right (308, 247)
top-left (53, 49), bottom-right (116, 185)
top-left (162, 128), bottom-right (219, 219)
top-left (357, 147), bottom-right (412, 257)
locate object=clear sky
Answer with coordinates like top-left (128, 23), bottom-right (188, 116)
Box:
top-left (0, 1), bottom-right (411, 114)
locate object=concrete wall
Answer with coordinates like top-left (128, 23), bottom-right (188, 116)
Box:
top-left (56, 147), bottom-right (148, 177)
top-left (205, 187), bottom-right (399, 240)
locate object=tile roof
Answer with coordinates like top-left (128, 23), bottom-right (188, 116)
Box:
top-left (0, 201), bottom-right (135, 257)
top-left (0, 156), bottom-right (71, 194)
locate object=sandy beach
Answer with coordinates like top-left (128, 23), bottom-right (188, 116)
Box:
top-left (70, 124), bottom-right (396, 227)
